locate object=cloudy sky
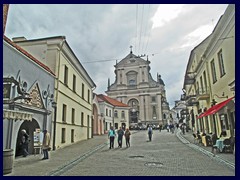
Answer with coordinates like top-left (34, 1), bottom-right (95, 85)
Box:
top-left (5, 4), bottom-right (229, 108)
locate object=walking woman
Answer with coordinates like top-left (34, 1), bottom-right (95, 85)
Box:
top-left (124, 128), bottom-right (131, 147)
top-left (108, 126), bottom-right (116, 149)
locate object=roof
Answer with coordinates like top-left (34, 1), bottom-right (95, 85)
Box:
top-left (97, 94), bottom-right (129, 107)
top-left (3, 35), bottom-right (55, 76)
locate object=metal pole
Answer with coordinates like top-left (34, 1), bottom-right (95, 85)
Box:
top-left (52, 105), bottom-right (57, 151)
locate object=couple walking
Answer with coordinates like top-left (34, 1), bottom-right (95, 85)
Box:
top-left (108, 126), bottom-right (131, 149)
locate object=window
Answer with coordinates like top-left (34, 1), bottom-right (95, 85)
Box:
top-left (106, 108), bottom-right (108, 116)
top-left (61, 128), bottom-right (66, 143)
top-left (64, 65), bottom-right (68, 85)
top-left (72, 108), bottom-right (75, 124)
top-left (218, 50), bottom-right (226, 77)
top-left (114, 110), bottom-right (118, 118)
top-left (71, 129), bottom-right (74, 143)
top-left (152, 106), bottom-right (157, 119)
top-left (121, 111), bottom-right (125, 119)
top-left (81, 112), bottom-right (84, 126)
top-left (105, 122), bottom-right (107, 131)
top-left (129, 79), bottom-right (136, 85)
top-left (211, 59), bottom-right (217, 83)
top-left (109, 110), bottom-right (111, 117)
top-left (152, 96), bottom-right (156, 102)
top-left (72, 74), bottom-right (76, 92)
top-left (82, 83), bottom-right (85, 99)
top-left (62, 104), bottom-right (67, 123)
top-left (87, 89), bottom-right (90, 103)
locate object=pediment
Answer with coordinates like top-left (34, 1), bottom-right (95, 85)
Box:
top-left (25, 83), bottom-right (44, 109)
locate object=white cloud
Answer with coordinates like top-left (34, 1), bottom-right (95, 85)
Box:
top-left (151, 4), bottom-right (184, 29)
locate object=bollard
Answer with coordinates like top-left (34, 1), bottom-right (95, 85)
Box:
top-left (3, 149), bottom-right (14, 175)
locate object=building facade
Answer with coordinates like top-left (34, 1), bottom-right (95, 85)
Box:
top-left (3, 36), bottom-right (55, 157)
top-left (96, 94), bottom-right (130, 131)
top-left (106, 50), bottom-right (170, 126)
top-left (182, 4), bottom-right (235, 138)
top-left (13, 36), bottom-right (96, 149)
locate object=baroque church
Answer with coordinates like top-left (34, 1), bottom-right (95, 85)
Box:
top-left (106, 49), bottom-right (170, 126)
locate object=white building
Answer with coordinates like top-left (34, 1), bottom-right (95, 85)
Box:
top-left (106, 50), bottom-right (170, 126)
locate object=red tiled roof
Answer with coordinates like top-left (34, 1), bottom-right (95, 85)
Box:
top-left (3, 35), bottom-right (55, 76)
top-left (97, 94), bottom-right (129, 107)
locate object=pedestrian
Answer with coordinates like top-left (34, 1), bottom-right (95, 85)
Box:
top-left (108, 126), bottom-right (116, 149)
top-left (182, 123), bottom-right (186, 135)
top-left (159, 124), bottom-right (162, 132)
top-left (124, 128), bottom-right (131, 147)
top-left (176, 123), bottom-right (179, 129)
top-left (20, 129), bottom-right (30, 157)
top-left (42, 130), bottom-right (51, 160)
top-left (147, 125), bottom-right (153, 141)
top-left (117, 127), bottom-right (124, 148)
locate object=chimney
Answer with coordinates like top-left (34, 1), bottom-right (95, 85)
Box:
top-left (12, 37), bottom-right (27, 42)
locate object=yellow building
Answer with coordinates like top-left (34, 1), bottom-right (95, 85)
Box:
top-left (183, 4), bottom-right (235, 138)
top-left (13, 36), bottom-right (96, 149)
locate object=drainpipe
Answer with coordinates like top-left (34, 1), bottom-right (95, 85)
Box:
top-left (53, 37), bottom-right (66, 150)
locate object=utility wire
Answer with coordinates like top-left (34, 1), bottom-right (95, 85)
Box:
top-left (135, 4), bottom-right (138, 53)
top-left (138, 4), bottom-right (144, 55)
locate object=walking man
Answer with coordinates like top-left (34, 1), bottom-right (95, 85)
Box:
top-left (108, 126), bottom-right (116, 149)
top-left (148, 125), bottom-right (153, 141)
top-left (117, 127), bottom-right (124, 148)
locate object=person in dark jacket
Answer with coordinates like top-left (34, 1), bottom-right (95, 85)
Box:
top-left (117, 127), bottom-right (124, 148)
top-left (20, 129), bottom-right (29, 157)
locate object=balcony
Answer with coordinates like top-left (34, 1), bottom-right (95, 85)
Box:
top-left (186, 96), bottom-right (199, 106)
top-left (196, 87), bottom-right (210, 100)
top-left (184, 72), bottom-right (196, 85)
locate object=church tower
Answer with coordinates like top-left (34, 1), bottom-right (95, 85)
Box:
top-left (106, 48), bottom-right (170, 126)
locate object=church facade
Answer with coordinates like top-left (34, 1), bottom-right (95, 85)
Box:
top-left (106, 50), bottom-right (170, 126)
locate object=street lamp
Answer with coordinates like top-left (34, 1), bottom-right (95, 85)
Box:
top-left (52, 101), bottom-right (57, 151)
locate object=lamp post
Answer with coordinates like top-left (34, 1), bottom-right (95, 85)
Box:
top-left (52, 101), bottom-right (57, 151)
top-left (211, 99), bottom-right (217, 134)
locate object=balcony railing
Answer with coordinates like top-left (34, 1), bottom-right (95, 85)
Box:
top-left (196, 87), bottom-right (210, 100)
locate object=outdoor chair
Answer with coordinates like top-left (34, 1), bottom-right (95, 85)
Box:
top-left (197, 134), bottom-right (202, 144)
top-left (192, 133), bottom-right (198, 144)
top-left (223, 138), bottom-right (232, 152)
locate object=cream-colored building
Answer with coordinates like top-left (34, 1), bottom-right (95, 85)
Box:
top-left (183, 4), bottom-right (235, 138)
top-left (96, 94), bottom-right (130, 131)
top-left (106, 50), bottom-right (170, 126)
top-left (13, 36), bottom-right (96, 149)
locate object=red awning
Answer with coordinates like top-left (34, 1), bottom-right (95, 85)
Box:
top-left (197, 96), bottom-right (234, 119)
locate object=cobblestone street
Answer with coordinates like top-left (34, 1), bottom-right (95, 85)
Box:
top-left (6, 129), bottom-right (235, 176)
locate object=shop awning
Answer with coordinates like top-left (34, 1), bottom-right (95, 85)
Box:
top-left (197, 96), bottom-right (234, 119)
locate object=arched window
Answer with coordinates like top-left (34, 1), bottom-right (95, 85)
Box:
top-left (121, 111), bottom-right (125, 119)
top-left (163, 113), bottom-right (166, 119)
top-left (114, 110), bottom-right (118, 118)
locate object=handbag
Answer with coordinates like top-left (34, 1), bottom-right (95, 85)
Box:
top-left (47, 147), bottom-right (51, 151)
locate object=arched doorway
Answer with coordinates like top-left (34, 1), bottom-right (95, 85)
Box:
top-left (15, 119), bottom-right (40, 157)
top-left (128, 99), bottom-right (139, 123)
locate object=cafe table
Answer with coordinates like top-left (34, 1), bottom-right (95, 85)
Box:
top-left (214, 137), bottom-right (229, 152)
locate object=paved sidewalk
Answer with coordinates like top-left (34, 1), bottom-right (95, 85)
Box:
top-left (5, 134), bottom-right (109, 176)
top-left (177, 130), bottom-right (235, 165)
